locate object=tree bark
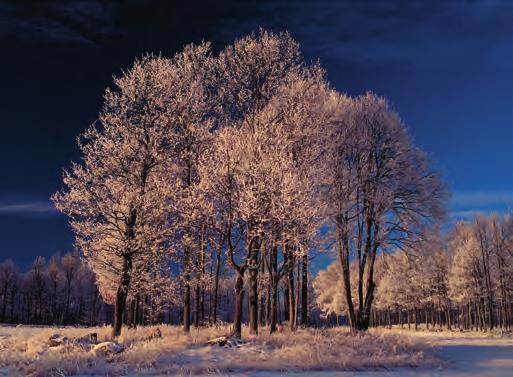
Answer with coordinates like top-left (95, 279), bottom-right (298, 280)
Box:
top-left (248, 238), bottom-right (260, 334)
top-left (287, 248), bottom-right (296, 330)
top-left (301, 255), bottom-right (308, 326)
top-left (194, 284), bottom-right (200, 327)
top-left (259, 255), bottom-right (266, 326)
top-left (112, 254), bottom-right (132, 338)
top-left (212, 239), bottom-right (222, 324)
top-left (233, 273), bottom-right (245, 338)
top-left (338, 233), bottom-right (357, 329)
top-left (269, 244), bottom-right (278, 334)
top-left (183, 271), bottom-right (191, 332)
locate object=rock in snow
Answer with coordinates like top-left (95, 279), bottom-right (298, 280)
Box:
top-left (75, 332), bottom-right (98, 350)
top-left (48, 332), bottom-right (99, 350)
top-left (205, 336), bottom-right (248, 348)
top-left (92, 341), bottom-right (124, 356)
top-left (48, 334), bottom-right (70, 347)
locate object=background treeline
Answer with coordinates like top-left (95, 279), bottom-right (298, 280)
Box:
top-left (0, 251), bottom-right (323, 327)
top-left (0, 253), bottom-right (100, 326)
top-left (315, 213), bottom-right (513, 332)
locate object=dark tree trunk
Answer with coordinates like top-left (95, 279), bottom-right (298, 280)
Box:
top-left (248, 238), bottom-right (260, 334)
top-left (212, 240), bottom-right (222, 324)
top-left (183, 281), bottom-right (191, 332)
top-left (199, 223), bottom-right (206, 326)
top-left (269, 244), bottom-right (278, 334)
top-left (283, 285), bottom-right (289, 323)
top-left (194, 284), bottom-right (200, 327)
top-left (233, 273), bottom-right (245, 338)
top-left (288, 251), bottom-right (295, 330)
top-left (265, 282), bottom-right (270, 326)
top-left (127, 298), bottom-right (136, 328)
top-left (338, 235), bottom-right (357, 329)
top-left (183, 242), bottom-right (191, 333)
top-left (112, 254), bottom-right (132, 338)
top-left (301, 255), bottom-right (308, 326)
top-left (259, 256), bottom-right (266, 327)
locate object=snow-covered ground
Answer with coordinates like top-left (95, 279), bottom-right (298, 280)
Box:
top-left (0, 325), bottom-right (511, 376)
top-left (206, 332), bottom-right (513, 377)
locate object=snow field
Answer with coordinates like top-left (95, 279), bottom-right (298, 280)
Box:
top-left (0, 325), bottom-right (438, 376)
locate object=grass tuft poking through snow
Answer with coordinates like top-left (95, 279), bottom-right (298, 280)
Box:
top-left (0, 325), bottom-right (439, 376)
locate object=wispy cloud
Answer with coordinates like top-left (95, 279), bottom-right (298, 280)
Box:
top-left (0, 201), bottom-right (58, 216)
top-left (450, 191), bottom-right (513, 208)
top-left (447, 190), bottom-right (513, 223)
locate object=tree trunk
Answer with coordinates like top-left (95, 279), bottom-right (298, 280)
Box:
top-left (259, 257), bottom-right (266, 327)
top-left (269, 245), bottom-right (278, 334)
top-left (294, 259), bottom-right (300, 327)
top-left (213, 239), bottom-right (222, 324)
top-left (248, 238), bottom-right (260, 335)
top-left (283, 284), bottom-right (289, 323)
top-left (183, 276), bottom-right (191, 332)
top-left (183, 241), bottom-right (191, 332)
top-left (301, 256), bottom-right (308, 326)
top-left (199, 224), bottom-right (206, 325)
top-left (233, 273), bottom-right (245, 338)
top-left (112, 254), bottom-right (132, 338)
top-left (127, 298), bottom-right (136, 328)
top-left (194, 284), bottom-right (200, 327)
top-left (338, 235), bottom-right (357, 329)
top-left (288, 251), bottom-right (295, 330)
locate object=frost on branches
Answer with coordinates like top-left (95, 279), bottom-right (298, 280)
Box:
top-left (52, 55), bottom-right (187, 337)
top-left (51, 29), bottom-right (454, 338)
top-left (322, 92), bottom-right (446, 330)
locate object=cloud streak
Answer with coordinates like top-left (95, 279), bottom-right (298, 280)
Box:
top-left (0, 201), bottom-right (58, 216)
top-left (450, 191), bottom-right (513, 208)
top-left (447, 190), bottom-right (513, 223)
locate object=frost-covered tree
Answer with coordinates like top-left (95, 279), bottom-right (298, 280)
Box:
top-left (313, 263), bottom-right (345, 317)
top-left (423, 249), bottom-right (452, 329)
top-left (159, 43), bottom-right (215, 333)
top-left (198, 30), bottom-right (324, 337)
top-left (449, 221), bottom-right (490, 329)
top-left (376, 252), bottom-right (425, 329)
top-left (53, 56), bottom-right (180, 337)
top-left (449, 214), bottom-right (513, 330)
top-left (323, 92), bottom-right (445, 330)
top-left (489, 213), bottom-right (513, 328)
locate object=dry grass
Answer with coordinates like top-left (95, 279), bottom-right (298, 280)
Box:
top-left (0, 324), bottom-right (439, 376)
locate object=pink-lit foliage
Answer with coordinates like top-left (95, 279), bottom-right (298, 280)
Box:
top-left (53, 29), bottom-right (447, 337)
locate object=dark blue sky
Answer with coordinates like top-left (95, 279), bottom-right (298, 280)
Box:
top-left (0, 0), bottom-right (512, 268)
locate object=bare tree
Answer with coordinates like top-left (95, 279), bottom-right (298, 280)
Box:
top-left (324, 93), bottom-right (445, 331)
